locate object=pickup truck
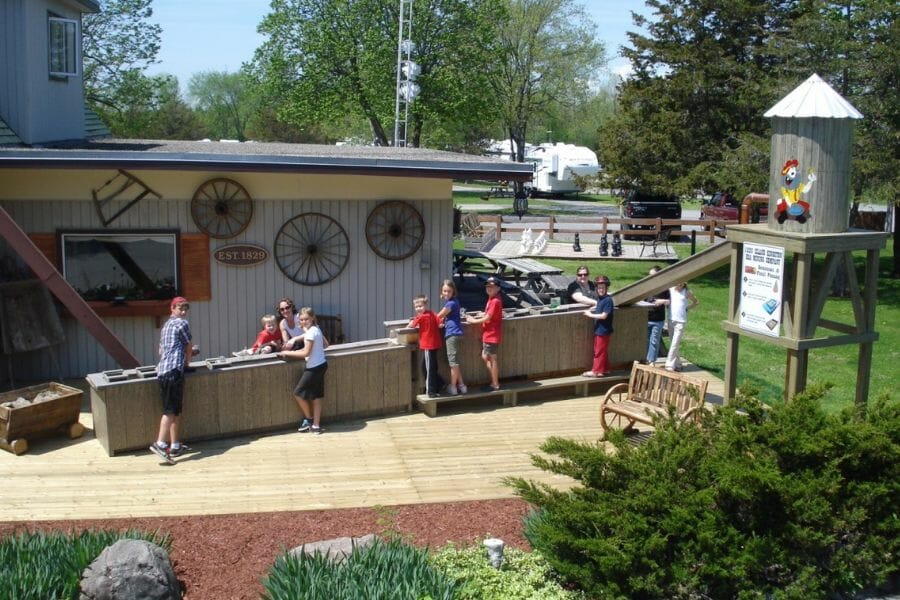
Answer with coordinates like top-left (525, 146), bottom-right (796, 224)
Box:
top-left (621, 191), bottom-right (682, 239)
top-left (700, 192), bottom-right (768, 223)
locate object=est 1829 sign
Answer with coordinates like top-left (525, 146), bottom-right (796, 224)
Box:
top-left (213, 244), bottom-right (268, 267)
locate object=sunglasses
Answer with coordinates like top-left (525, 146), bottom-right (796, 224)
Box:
top-left (577, 273), bottom-right (589, 277)
top-left (279, 306), bottom-right (293, 311)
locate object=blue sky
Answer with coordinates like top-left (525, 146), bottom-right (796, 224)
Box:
top-left (146, 0), bottom-right (649, 86)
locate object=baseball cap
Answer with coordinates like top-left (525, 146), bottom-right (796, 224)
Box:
top-left (171, 296), bottom-right (189, 309)
top-left (485, 276), bottom-right (500, 286)
top-left (595, 275), bottom-right (611, 285)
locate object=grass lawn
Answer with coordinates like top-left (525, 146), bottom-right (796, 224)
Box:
top-left (454, 213), bottom-right (898, 413)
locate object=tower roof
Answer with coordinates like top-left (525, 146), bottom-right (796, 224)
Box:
top-left (764, 74), bottom-right (863, 119)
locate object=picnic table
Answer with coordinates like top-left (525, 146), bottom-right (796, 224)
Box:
top-left (492, 257), bottom-right (562, 291)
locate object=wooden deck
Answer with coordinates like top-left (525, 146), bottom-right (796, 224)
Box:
top-left (0, 366), bottom-right (724, 522)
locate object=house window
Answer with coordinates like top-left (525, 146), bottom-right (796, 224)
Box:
top-left (48, 17), bottom-right (79, 76)
top-left (60, 231), bottom-right (180, 302)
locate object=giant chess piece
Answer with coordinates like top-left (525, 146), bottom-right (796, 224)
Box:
top-left (611, 232), bottom-right (622, 257)
top-left (599, 233), bottom-right (609, 256)
top-left (572, 232), bottom-right (582, 252)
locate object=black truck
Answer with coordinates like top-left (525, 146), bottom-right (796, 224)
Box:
top-left (621, 190), bottom-right (682, 238)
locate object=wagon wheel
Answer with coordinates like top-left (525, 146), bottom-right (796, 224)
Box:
top-left (274, 213), bottom-right (350, 286)
top-left (191, 178), bottom-right (253, 239)
top-left (365, 201), bottom-right (424, 260)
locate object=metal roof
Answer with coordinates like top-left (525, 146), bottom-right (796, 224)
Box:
top-left (0, 139), bottom-right (534, 182)
top-left (764, 73), bottom-right (863, 119)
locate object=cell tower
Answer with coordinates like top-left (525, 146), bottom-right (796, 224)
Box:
top-left (393, 0), bottom-right (420, 147)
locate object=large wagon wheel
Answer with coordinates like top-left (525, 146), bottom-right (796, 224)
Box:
top-left (274, 213), bottom-right (350, 286)
top-left (365, 201), bottom-right (424, 260)
top-left (191, 178), bottom-right (253, 239)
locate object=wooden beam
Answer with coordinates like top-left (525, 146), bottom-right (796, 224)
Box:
top-left (0, 206), bottom-right (141, 369)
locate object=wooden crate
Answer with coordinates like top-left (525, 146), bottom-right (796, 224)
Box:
top-left (0, 382), bottom-right (84, 455)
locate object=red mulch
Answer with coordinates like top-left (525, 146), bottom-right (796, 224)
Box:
top-left (0, 498), bottom-right (532, 600)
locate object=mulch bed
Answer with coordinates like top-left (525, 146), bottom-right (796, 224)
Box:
top-left (0, 497), bottom-right (532, 600)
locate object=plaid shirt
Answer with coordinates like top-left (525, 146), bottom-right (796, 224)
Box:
top-left (157, 316), bottom-right (191, 374)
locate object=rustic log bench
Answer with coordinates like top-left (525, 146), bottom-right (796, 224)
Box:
top-left (599, 361), bottom-right (708, 434)
top-left (416, 373), bottom-right (629, 417)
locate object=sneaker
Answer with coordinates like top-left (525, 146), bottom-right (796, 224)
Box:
top-left (427, 392), bottom-right (441, 398)
top-left (311, 425), bottom-right (324, 435)
top-left (480, 384), bottom-right (500, 393)
top-left (445, 384), bottom-right (458, 396)
top-left (149, 443), bottom-right (168, 460)
top-left (298, 419), bottom-right (312, 432)
top-left (168, 444), bottom-right (190, 458)
top-left (457, 383), bottom-right (467, 395)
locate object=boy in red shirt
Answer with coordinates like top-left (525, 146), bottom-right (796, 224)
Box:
top-left (251, 314), bottom-right (283, 354)
top-left (408, 294), bottom-right (445, 397)
top-left (466, 276), bottom-right (503, 391)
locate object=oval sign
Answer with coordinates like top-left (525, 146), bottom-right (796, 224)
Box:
top-left (213, 244), bottom-right (269, 267)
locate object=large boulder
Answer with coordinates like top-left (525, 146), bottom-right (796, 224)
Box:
top-left (289, 534), bottom-right (377, 564)
top-left (80, 539), bottom-right (180, 600)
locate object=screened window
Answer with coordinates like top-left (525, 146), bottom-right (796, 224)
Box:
top-left (48, 17), bottom-right (79, 76)
top-left (60, 231), bottom-right (180, 302)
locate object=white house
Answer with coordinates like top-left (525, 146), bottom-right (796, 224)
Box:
top-left (0, 0), bottom-right (531, 382)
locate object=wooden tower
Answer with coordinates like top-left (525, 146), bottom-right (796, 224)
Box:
top-left (721, 75), bottom-right (889, 411)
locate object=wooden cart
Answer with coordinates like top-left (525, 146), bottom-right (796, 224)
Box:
top-left (0, 382), bottom-right (84, 455)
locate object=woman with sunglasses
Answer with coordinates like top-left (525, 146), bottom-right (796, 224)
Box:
top-left (276, 297), bottom-right (304, 350)
top-left (568, 265), bottom-right (598, 306)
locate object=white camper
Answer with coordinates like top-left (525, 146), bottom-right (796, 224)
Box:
top-left (524, 143), bottom-right (600, 196)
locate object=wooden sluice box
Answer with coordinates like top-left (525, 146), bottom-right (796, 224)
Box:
top-left (0, 382), bottom-right (85, 455)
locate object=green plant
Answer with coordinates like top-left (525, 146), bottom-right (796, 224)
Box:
top-left (372, 504), bottom-right (403, 541)
top-left (261, 537), bottom-right (458, 600)
top-left (430, 541), bottom-right (585, 599)
top-left (506, 387), bottom-right (900, 599)
top-left (0, 528), bottom-right (171, 600)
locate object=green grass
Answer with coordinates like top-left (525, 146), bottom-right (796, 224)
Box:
top-left (455, 229), bottom-right (898, 413)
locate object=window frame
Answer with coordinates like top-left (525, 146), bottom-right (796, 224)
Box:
top-left (48, 15), bottom-right (80, 77)
top-left (58, 229), bottom-right (182, 303)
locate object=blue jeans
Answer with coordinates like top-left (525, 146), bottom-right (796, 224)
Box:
top-left (647, 320), bottom-right (665, 363)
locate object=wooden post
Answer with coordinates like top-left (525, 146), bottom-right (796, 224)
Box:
top-left (723, 242), bottom-right (743, 403)
top-left (547, 215), bottom-right (555, 240)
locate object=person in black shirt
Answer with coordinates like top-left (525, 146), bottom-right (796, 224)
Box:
top-left (644, 266), bottom-right (670, 364)
top-left (567, 265), bottom-right (598, 305)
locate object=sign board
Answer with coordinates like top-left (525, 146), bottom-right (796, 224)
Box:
top-left (739, 242), bottom-right (785, 337)
top-left (213, 244), bottom-right (268, 267)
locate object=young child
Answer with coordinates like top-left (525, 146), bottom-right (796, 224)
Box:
top-left (408, 294), bottom-right (445, 397)
top-left (435, 280), bottom-right (467, 395)
top-left (150, 296), bottom-right (199, 461)
top-left (583, 275), bottom-right (614, 377)
top-left (665, 282), bottom-right (699, 372)
top-left (466, 276), bottom-right (502, 392)
top-left (279, 307), bottom-right (328, 434)
top-left (251, 314), bottom-right (283, 354)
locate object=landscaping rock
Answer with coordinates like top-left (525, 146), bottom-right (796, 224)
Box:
top-left (289, 533), bottom-right (377, 564)
top-left (79, 539), bottom-right (180, 600)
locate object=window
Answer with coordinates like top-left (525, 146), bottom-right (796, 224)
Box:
top-left (48, 16), bottom-right (79, 76)
top-left (60, 231), bottom-right (180, 302)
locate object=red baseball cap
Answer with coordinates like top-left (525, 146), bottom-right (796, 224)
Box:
top-left (170, 296), bottom-right (189, 309)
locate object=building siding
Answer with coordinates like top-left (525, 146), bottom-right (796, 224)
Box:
top-left (1, 169), bottom-right (453, 380)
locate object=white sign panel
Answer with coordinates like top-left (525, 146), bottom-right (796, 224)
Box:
top-left (739, 243), bottom-right (785, 337)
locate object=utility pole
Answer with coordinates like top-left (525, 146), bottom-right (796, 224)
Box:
top-left (393, 0), bottom-right (419, 147)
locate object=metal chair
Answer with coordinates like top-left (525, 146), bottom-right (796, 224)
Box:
top-left (639, 228), bottom-right (671, 257)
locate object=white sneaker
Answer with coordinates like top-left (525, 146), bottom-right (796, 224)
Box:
top-left (446, 384), bottom-right (458, 396)
top-left (457, 383), bottom-right (467, 395)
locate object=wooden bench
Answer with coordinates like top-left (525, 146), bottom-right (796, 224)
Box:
top-left (599, 361), bottom-right (708, 434)
top-left (417, 373), bottom-right (629, 417)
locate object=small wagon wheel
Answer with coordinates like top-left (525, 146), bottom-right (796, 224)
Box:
top-left (274, 212), bottom-right (350, 286)
top-left (191, 178), bottom-right (253, 239)
top-left (365, 201), bottom-right (425, 260)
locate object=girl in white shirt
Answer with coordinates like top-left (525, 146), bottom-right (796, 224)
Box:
top-left (665, 282), bottom-right (699, 372)
top-left (279, 307), bottom-right (328, 434)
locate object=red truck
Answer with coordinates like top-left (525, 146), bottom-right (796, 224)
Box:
top-left (700, 192), bottom-right (768, 224)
